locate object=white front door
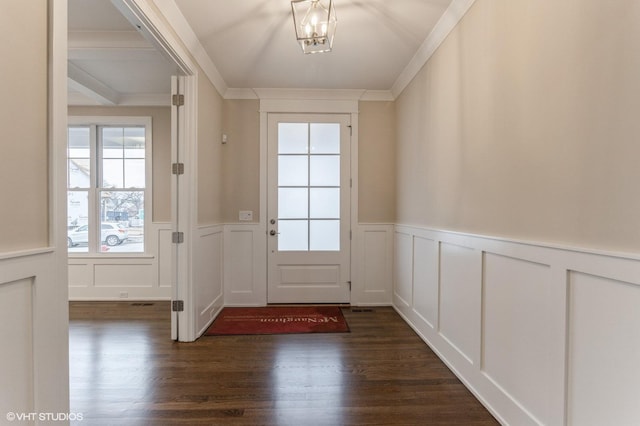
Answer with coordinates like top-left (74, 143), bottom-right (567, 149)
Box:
top-left (267, 114), bottom-right (351, 303)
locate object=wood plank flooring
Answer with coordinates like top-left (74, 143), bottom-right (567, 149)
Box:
top-left (69, 302), bottom-right (499, 425)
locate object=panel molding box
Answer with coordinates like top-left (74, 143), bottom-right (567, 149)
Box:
top-left (194, 225), bottom-right (224, 336)
top-left (393, 224), bottom-right (640, 426)
top-left (68, 223), bottom-right (172, 300)
top-left (223, 223), bottom-right (267, 306)
top-left (222, 223), bottom-right (393, 306)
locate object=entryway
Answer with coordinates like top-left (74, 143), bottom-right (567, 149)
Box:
top-left (266, 113), bottom-right (352, 303)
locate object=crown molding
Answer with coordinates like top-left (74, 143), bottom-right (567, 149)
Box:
top-left (68, 30), bottom-right (151, 49)
top-left (152, 0), bottom-right (227, 96)
top-left (146, 0), bottom-right (474, 101)
top-left (223, 88), bottom-right (259, 100)
top-left (68, 90), bottom-right (169, 107)
top-left (391, 0), bottom-right (477, 99)
top-left (223, 88), bottom-right (394, 102)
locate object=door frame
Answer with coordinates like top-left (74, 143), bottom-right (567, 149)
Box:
top-left (259, 98), bottom-right (360, 305)
top-left (110, 0), bottom-right (200, 341)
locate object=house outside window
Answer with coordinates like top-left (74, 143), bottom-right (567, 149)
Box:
top-left (67, 117), bottom-right (152, 254)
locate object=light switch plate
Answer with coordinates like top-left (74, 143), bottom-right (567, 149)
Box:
top-left (239, 210), bottom-right (253, 221)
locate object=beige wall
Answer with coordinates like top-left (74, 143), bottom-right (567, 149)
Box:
top-left (218, 100), bottom-right (396, 224)
top-left (67, 106), bottom-right (172, 222)
top-left (359, 101), bottom-right (396, 223)
top-left (396, 0), bottom-right (640, 253)
top-left (221, 99), bottom-right (260, 222)
top-left (197, 74), bottom-right (224, 225)
top-left (0, 1), bottom-right (49, 252)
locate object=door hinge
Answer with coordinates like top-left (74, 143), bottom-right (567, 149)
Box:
top-left (350, 230), bottom-right (352, 240)
top-left (348, 281), bottom-right (352, 290)
top-left (172, 163), bottom-right (184, 175)
top-left (172, 231), bottom-right (184, 244)
top-left (172, 94), bottom-right (184, 106)
top-left (172, 300), bottom-right (184, 312)
top-left (347, 124), bottom-right (352, 136)
top-left (350, 178), bottom-right (352, 188)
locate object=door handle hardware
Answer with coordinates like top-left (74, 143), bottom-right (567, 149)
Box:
top-left (269, 229), bottom-right (280, 236)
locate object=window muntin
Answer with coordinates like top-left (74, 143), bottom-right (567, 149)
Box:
top-left (67, 120), bottom-right (150, 254)
top-left (277, 122), bottom-right (341, 252)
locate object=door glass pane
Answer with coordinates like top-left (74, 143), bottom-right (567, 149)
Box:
top-left (279, 156), bottom-right (308, 186)
top-left (310, 155), bottom-right (340, 186)
top-left (67, 191), bottom-right (88, 253)
top-left (278, 123), bottom-right (308, 154)
top-left (278, 220), bottom-right (308, 251)
top-left (279, 188), bottom-right (308, 219)
top-left (310, 220), bottom-right (340, 251)
top-left (310, 123), bottom-right (340, 154)
top-left (310, 188), bottom-right (340, 218)
top-left (100, 191), bottom-right (143, 253)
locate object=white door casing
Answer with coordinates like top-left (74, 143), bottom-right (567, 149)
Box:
top-left (267, 113), bottom-right (351, 303)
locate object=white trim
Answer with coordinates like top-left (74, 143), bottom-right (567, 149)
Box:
top-left (70, 92), bottom-right (172, 107)
top-left (260, 99), bottom-right (359, 114)
top-left (359, 90), bottom-right (395, 102)
top-left (391, 0), bottom-right (477, 98)
top-left (253, 88), bottom-right (366, 101)
top-left (224, 88), bottom-right (395, 101)
top-left (67, 116), bottom-right (153, 256)
top-left (393, 223), bottom-right (640, 426)
top-left (150, 0), bottom-right (228, 96)
top-left (223, 88), bottom-right (259, 100)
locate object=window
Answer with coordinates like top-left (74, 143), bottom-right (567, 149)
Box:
top-left (67, 117), bottom-right (151, 254)
top-left (277, 122), bottom-right (341, 251)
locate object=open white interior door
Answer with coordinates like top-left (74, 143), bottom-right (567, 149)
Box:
top-left (267, 113), bottom-right (351, 303)
top-left (170, 75), bottom-right (186, 340)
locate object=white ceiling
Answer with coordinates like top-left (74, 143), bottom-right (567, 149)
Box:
top-left (68, 0), bottom-right (458, 106)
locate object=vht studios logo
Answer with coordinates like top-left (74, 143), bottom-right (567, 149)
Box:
top-left (6, 412), bottom-right (84, 422)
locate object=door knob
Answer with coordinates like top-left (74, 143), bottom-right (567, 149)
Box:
top-left (269, 229), bottom-right (279, 236)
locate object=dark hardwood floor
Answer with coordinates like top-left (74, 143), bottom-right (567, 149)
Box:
top-left (69, 302), bottom-right (499, 425)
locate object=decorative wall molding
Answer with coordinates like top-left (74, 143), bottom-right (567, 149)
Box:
top-left (353, 224), bottom-right (394, 305)
top-left (68, 222), bottom-right (172, 300)
top-left (192, 224), bottom-right (224, 337)
top-left (391, 0), bottom-right (477, 98)
top-left (223, 223), bottom-right (267, 306)
top-left (393, 224), bottom-right (640, 425)
top-left (150, 0), bottom-right (228, 95)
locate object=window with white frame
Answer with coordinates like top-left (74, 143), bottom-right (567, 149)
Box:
top-left (67, 117), bottom-right (152, 254)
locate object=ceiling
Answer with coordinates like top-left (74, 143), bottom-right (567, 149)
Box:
top-left (68, 0), bottom-right (457, 106)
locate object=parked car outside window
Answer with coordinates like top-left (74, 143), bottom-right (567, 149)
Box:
top-left (68, 223), bottom-right (129, 247)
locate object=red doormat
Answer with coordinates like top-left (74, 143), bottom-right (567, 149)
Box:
top-left (204, 306), bottom-right (349, 335)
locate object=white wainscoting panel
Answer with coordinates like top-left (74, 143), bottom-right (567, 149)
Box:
top-left (567, 272), bottom-right (640, 426)
top-left (483, 253), bottom-right (555, 425)
top-left (393, 224), bottom-right (640, 426)
top-left (68, 223), bottom-right (172, 300)
top-left (193, 225), bottom-right (224, 335)
top-left (0, 278), bottom-right (34, 415)
top-left (412, 236), bottom-right (438, 328)
top-left (158, 228), bottom-right (173, 288)
top-left (354, 224), bottom-right (394, 305)
top-left (0, 249), bottom-right (68, 420)
top-left (439, 242), bottom-right (481, 365)
top-left (393, 230), bottom-right (414, 308)
top-left (224, 224), bottom-right (267, 306)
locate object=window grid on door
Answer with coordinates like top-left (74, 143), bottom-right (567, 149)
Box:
top-left (277, 122), bottom-right (341, 252)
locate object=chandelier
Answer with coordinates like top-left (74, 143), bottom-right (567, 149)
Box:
top-left (291, 0), bottom-right (337, 54)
